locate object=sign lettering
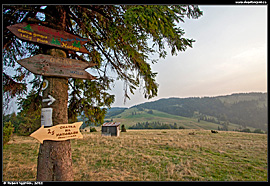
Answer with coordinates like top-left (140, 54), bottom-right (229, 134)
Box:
top-left (7, 22), bottom-right (91, 53)
top-left (30, 122), bottom-right (83, 144)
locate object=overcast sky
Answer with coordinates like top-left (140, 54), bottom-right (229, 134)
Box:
top-left (110, 5), bottom-right (267, 108)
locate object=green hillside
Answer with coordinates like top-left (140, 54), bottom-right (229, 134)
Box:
top-left (105, 107), bottom-right (256, 131)
top-left (131, 92), bottom-right (267, 131)
top-left (103, 92), bottom-right (266, 132)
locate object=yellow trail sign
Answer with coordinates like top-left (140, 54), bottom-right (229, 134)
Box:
top-left (30, 122), bottom-right (83, 144)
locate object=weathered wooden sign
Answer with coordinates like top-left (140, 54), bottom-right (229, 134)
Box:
top-left (7, 22), bottom-right (90, 54)
top-left (30, 122), bottom-right (83, 144)
top-left (17, 54), bottom-right (97, 80)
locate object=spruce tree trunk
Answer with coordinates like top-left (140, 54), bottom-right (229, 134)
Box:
top-left (35, 6), bottom-right (74, 181)
top-left (36, 48), bottom-right (74, 181)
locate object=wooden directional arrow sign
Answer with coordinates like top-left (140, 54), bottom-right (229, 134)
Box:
top-left (30, 122), bottom-right (83, 144)
top-left (7, 22), bottom-right (90, 54)
top-left (17, 54), bottom-right (96, 80)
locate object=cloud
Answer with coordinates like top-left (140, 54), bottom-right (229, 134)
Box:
top-left (232, 46), bottom-right (266, 61)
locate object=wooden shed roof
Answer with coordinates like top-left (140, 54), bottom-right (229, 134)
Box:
top-left (102, 122), bottom-right (121, 127)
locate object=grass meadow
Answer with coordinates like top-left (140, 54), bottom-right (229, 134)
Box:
top-left (3, 129), bottom-right (267, 181)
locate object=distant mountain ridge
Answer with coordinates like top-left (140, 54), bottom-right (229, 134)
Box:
top-left (129, 92), bottom-right (267, 131)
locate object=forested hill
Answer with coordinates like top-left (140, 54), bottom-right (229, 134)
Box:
top-left (132, 92), bottom-right (267, 131)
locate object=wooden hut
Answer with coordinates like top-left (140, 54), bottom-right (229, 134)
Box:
top-left (101, 122), bottom-right (121, 137)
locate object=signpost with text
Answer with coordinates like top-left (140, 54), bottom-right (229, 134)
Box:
top-left (30, 122), bottom-right (83, 144)
top-left (7, 22), bottom-right (90, 54)
top-left (7, 19), bottom-right (95, 181)
top-left (17, 54), bottom-right (97, 80)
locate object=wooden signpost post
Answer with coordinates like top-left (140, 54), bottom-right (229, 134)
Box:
top-left (7, 22), bottom-right (90, 54)
top-left (17, 54), bottom-right (97, 80)
top-left (30, 122), bottom-right (83, 144)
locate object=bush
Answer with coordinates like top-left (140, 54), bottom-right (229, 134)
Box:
top-left (90, 127), bottom-right (97, 132)
top-left (253, 128), bottom-right (264, 134)
top-left (147, 110), bottom-right (153, 114)
top-left (240, 128), bottom-right (251, 133)
top-left (3, 121), bottom-right (14, 145)
top-left (121, 124), bottom-right (127, 132)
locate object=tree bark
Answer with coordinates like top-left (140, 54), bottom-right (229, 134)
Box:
top-left (36, 48), bottom-right (74, 181)
top-left (33, 6), bottom-right (74, 181)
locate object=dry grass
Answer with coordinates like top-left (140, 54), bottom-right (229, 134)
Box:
top-left (3, 129), bottom-right (267, 181)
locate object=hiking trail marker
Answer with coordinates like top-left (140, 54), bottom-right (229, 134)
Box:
top-left (7, 22), bottom-right (91, 54)
top-left (41, 108), bottom-right (53, 127)
top-left (30, 122), bottom-right (83, 144)
top-left (17, 54), bottom-right (96, 80)
top-left (42, 95), bottom-right (56, 106)
top-left (41, 80), bottom-right (49, 91)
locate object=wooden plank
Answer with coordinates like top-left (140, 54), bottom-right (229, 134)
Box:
top-left (7, 22), bottom-right (91, 54)
top-left (17, 54), bottom-right (97, 80)
top-left (30, 122), bottom-right (83, 144)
